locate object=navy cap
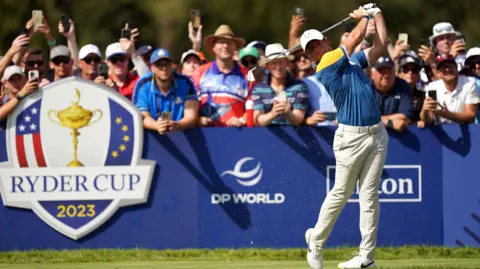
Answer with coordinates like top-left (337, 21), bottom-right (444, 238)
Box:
top-left (149, 48), bottom-right (172, 64)
top-left (373, 56), bottom-right (394, 69)
top-left (137, 45), bottom-right (153, 56)
top-left (398, 54), bottom-right (421, 68)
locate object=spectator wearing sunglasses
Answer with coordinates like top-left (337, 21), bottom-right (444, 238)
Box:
top-left (105, 42), bottom-right (139, 100)
top-left (179, 49), bottom-right (201, 79)
top-left (133, 48), bottom-right (199, 134)
top-left (49, 45), bottom-right (74, 82)
top-left (421, 54), bottom-right (479, 125)
top-left (23, 48), bottom-right (45, 79)
top-left (371, 56), bottom-right (415, 132)
top-left (239, 47), bottom-right (264, 82)
top-left (397, 53), bottom-right (425, 126)
top-left (463, 48), bottom-right (480, 122)
top-left (77, 44), bottom-right (102, 81)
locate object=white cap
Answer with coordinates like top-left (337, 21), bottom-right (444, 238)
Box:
top-left (105, 42), bottom-right (127, 59)
top-left (466, 47), bottom-right (480, 62)
top-left (300, 29), bottom-right (325, 51)
top-left (180, 49), bottom-right (200, 64)
top-left (79, 44), bottom-right (101, 60)
top-left (2, 65), bottom-right (24, 81)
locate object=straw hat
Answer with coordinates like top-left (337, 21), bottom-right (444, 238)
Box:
top-left (204, 24), bottom-right (245, 55)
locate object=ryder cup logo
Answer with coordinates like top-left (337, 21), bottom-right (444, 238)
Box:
top-left (0, 77), bottom-right (155, 240)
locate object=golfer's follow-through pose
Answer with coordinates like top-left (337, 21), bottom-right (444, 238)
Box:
top-left (301, 4), bottom-right (388, 269)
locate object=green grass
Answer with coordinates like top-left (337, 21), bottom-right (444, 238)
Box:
top-left (0, 247), bottom-right (479, 268)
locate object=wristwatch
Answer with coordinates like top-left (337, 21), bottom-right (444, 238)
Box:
top-left (15, 94), bottom-right (25, 101)
top-left (386, 119), bottom-right (393, 128)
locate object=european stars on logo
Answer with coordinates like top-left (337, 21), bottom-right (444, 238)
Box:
top-left (111, 117), bottom-right (130, 158)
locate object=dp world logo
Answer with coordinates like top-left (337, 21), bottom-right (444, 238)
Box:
top-left (0, 77), bottom-right (155, 240)
top-left (213, 157), bottom-right (284, 205)
top-left (221, 157), bottom-right (263, 187)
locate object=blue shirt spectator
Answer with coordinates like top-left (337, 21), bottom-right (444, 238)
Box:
top-left (133, 48), bottom-right (199, 134)
top-left (303, 75), bottom-right (337, 126)
top-left (371, 56), bottom-right (414, 132)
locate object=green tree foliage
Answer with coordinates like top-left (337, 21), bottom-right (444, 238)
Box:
top-left (1, 0), bottom-right (479, 62)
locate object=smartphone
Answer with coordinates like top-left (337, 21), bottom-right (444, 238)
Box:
top-left (398, 33), bottom-right (408, 45)
top-left (428, 90), bottom-right (437, 101)
top-left (275, 91), bottom-right (287, 102)
top-left (161, 111), bottom-right (172, 121)
top-left (19, 28), bottom-right (29, 46)
top-left (60, 15), bottom-right (70, 33)
top-left (294, 7), bottom-right (304, 16)
top-left (190, 10), bottom-right (201, 31)
top-left (98, 63), bottom-right (109, 79)
top-left (126, 19), bottom-right (136, 30)
top-left (420, 38), bottom-right (429, 47)
top-left (324, 112), bottom-right (337, 121)
top-left (28, 70), bottom-right (40, 82)
top-left (120, 28), bottom-right (131, 39)
top-left (32, 10), bottom-right (43, 29)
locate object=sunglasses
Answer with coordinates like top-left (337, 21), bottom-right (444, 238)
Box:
top-left (109, 56), bottom-right (127, 64)
top-left (26, 60), bottom-right (44, 67)
top-left (434, 25), bottom-right (454, 34)
top-left (83, 56), bottom-right (101, 64)
top-left (241, 58), bottom-right (258, 67)
top-left (52, 57), bottom-right (71, 65)
top-left (154, 59), bottom-right (172, 68)
top-left (401, 66), bottom-right (420, 74)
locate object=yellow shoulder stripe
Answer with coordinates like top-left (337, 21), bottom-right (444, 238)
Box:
top-left (316, 47), bottom-right (345, 72)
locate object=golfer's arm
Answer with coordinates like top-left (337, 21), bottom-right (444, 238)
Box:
top-left (344, 18), bottom-right (369, 56)
top-left (365, 13), bottom-right (388, 65)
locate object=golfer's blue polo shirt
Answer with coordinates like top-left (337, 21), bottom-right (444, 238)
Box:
top-left (133, 72), bottom-right (197, 121)
top-left (315, 47), bottom-right (381, 126)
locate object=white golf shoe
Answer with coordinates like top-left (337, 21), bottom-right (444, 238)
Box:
top-left (337, 254), bottom-right (376, 269)
top-left (305, 228), bottom-right (323, 269)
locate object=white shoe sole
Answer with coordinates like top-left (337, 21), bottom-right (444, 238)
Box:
top-left (337, 262), bottom-right (376, 269)
top-left (305, 228), bottom-right (313, 245)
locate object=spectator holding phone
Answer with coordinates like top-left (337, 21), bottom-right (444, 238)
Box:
top-left (77, 44), bottom-right (102, 81)
top-left (251, 44), bottom-right (308, 126)
top-left (371, 56), bottom-right (415, 132)
top-left (49, 45), bottom-right (74, 81)
top-left (22, 48), bottom-right (49, 87)
top-left (58, 16), bottom-right (80, 74)
top-left (421, 54), bottom-right (479, 125)
top-left (191, 24), bottom-right (250, 127)
top-left (133, 48), bottom-right (199, 134)
top-left (0, 66), bottom-right (39, 122)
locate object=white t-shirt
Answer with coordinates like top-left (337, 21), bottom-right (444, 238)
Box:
top-left (424, 75), bottom-right (480, 124)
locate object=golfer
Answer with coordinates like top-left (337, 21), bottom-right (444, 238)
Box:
top-left (301, 4), bottom-right (388, 269)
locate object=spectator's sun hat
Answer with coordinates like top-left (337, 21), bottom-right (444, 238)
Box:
top-left (239, 47), bottom-right (259, 61)
top-left (429, 22), bottom-right (456, 44)
top-left (180, 49), bottom-right (201, 64)
top-left (105, 42), bottom-right (127, 59)
top-left (261, 43), bottom-right (294, 64)
top-left (79, 44), bottom-right (101, 60)
top-left (2, 65), bottom-right (24, 81)
top-left (203, 25), bottom-right (245, 55)
top-left (373, 56), bottom-right (394, 70)
top-left (50, 45), bottom-right (71, 59)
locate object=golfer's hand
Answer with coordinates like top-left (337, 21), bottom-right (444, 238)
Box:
top-left (362, 3), bottom-right (382, 17)
top-left (422, 97), bottom-right (438, 111)
top-left (350, 7), bottom-right (369, 20)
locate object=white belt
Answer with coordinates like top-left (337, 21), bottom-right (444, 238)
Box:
top-left (337, 121), bottom-right (383, 134)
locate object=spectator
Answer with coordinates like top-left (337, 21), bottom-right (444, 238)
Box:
top-left (291, 49), bottom-right (315, 80)
top-left (371, 56), bottom-right (414, 132)
top-left (105, 39), bottom-right (149, 100)
top-left (397, 53), bottom-right (426, 126)
top-left (251, 43), bottom-right (308, 126)
top-left (191, 24), bottom-right (249, 127)
top-left (179, 49), bottom-right (201, 79)
top-left (0, 66), bottom-right (39, 122)
top-left (136, 45), bottom-right (154, 68)
top-left (246, 41), bottom-right (267, 60)
top-left (133, 48), bottom-right (199, 134)
top-left (22, 48), bottom-right (48, 85)
top-left (421, 54), bottom-right (479, 125)
top-left (58, 17), bottom-right (80, 75)
top-left (49, 45), bottom-right (74, 82)
top-left (78, 44), bottom-right (101, 81)
top-left (303, 75), bottom-right (337, 126)
top-left (463, 47), bottom-right (480, 122)
top-left (239, 47), bottom-right (264, 82)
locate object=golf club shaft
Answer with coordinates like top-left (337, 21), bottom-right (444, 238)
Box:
top-left (252, 17), bottom-right (352, 71)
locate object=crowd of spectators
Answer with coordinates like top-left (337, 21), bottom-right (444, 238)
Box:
top-left (1, 10), bottom-right (479, 135)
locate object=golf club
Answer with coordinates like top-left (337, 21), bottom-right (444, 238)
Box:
top-left (247, 4), bottom-right (376, 82)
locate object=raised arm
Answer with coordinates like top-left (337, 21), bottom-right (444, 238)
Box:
top-left (343, 7), bottom-right (370, 56)
top-left (364, 11), bottom-right (388, 65)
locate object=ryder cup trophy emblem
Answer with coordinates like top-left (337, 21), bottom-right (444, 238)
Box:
top-left (48, 88), bottom-right (103, 167)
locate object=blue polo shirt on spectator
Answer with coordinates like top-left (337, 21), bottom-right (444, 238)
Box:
top-left (132, 48), bottom-right (197, 121)
top-left (374, 78), bottom-right (415, 120)
top-left (251, 74), bottom-right (309, 125)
